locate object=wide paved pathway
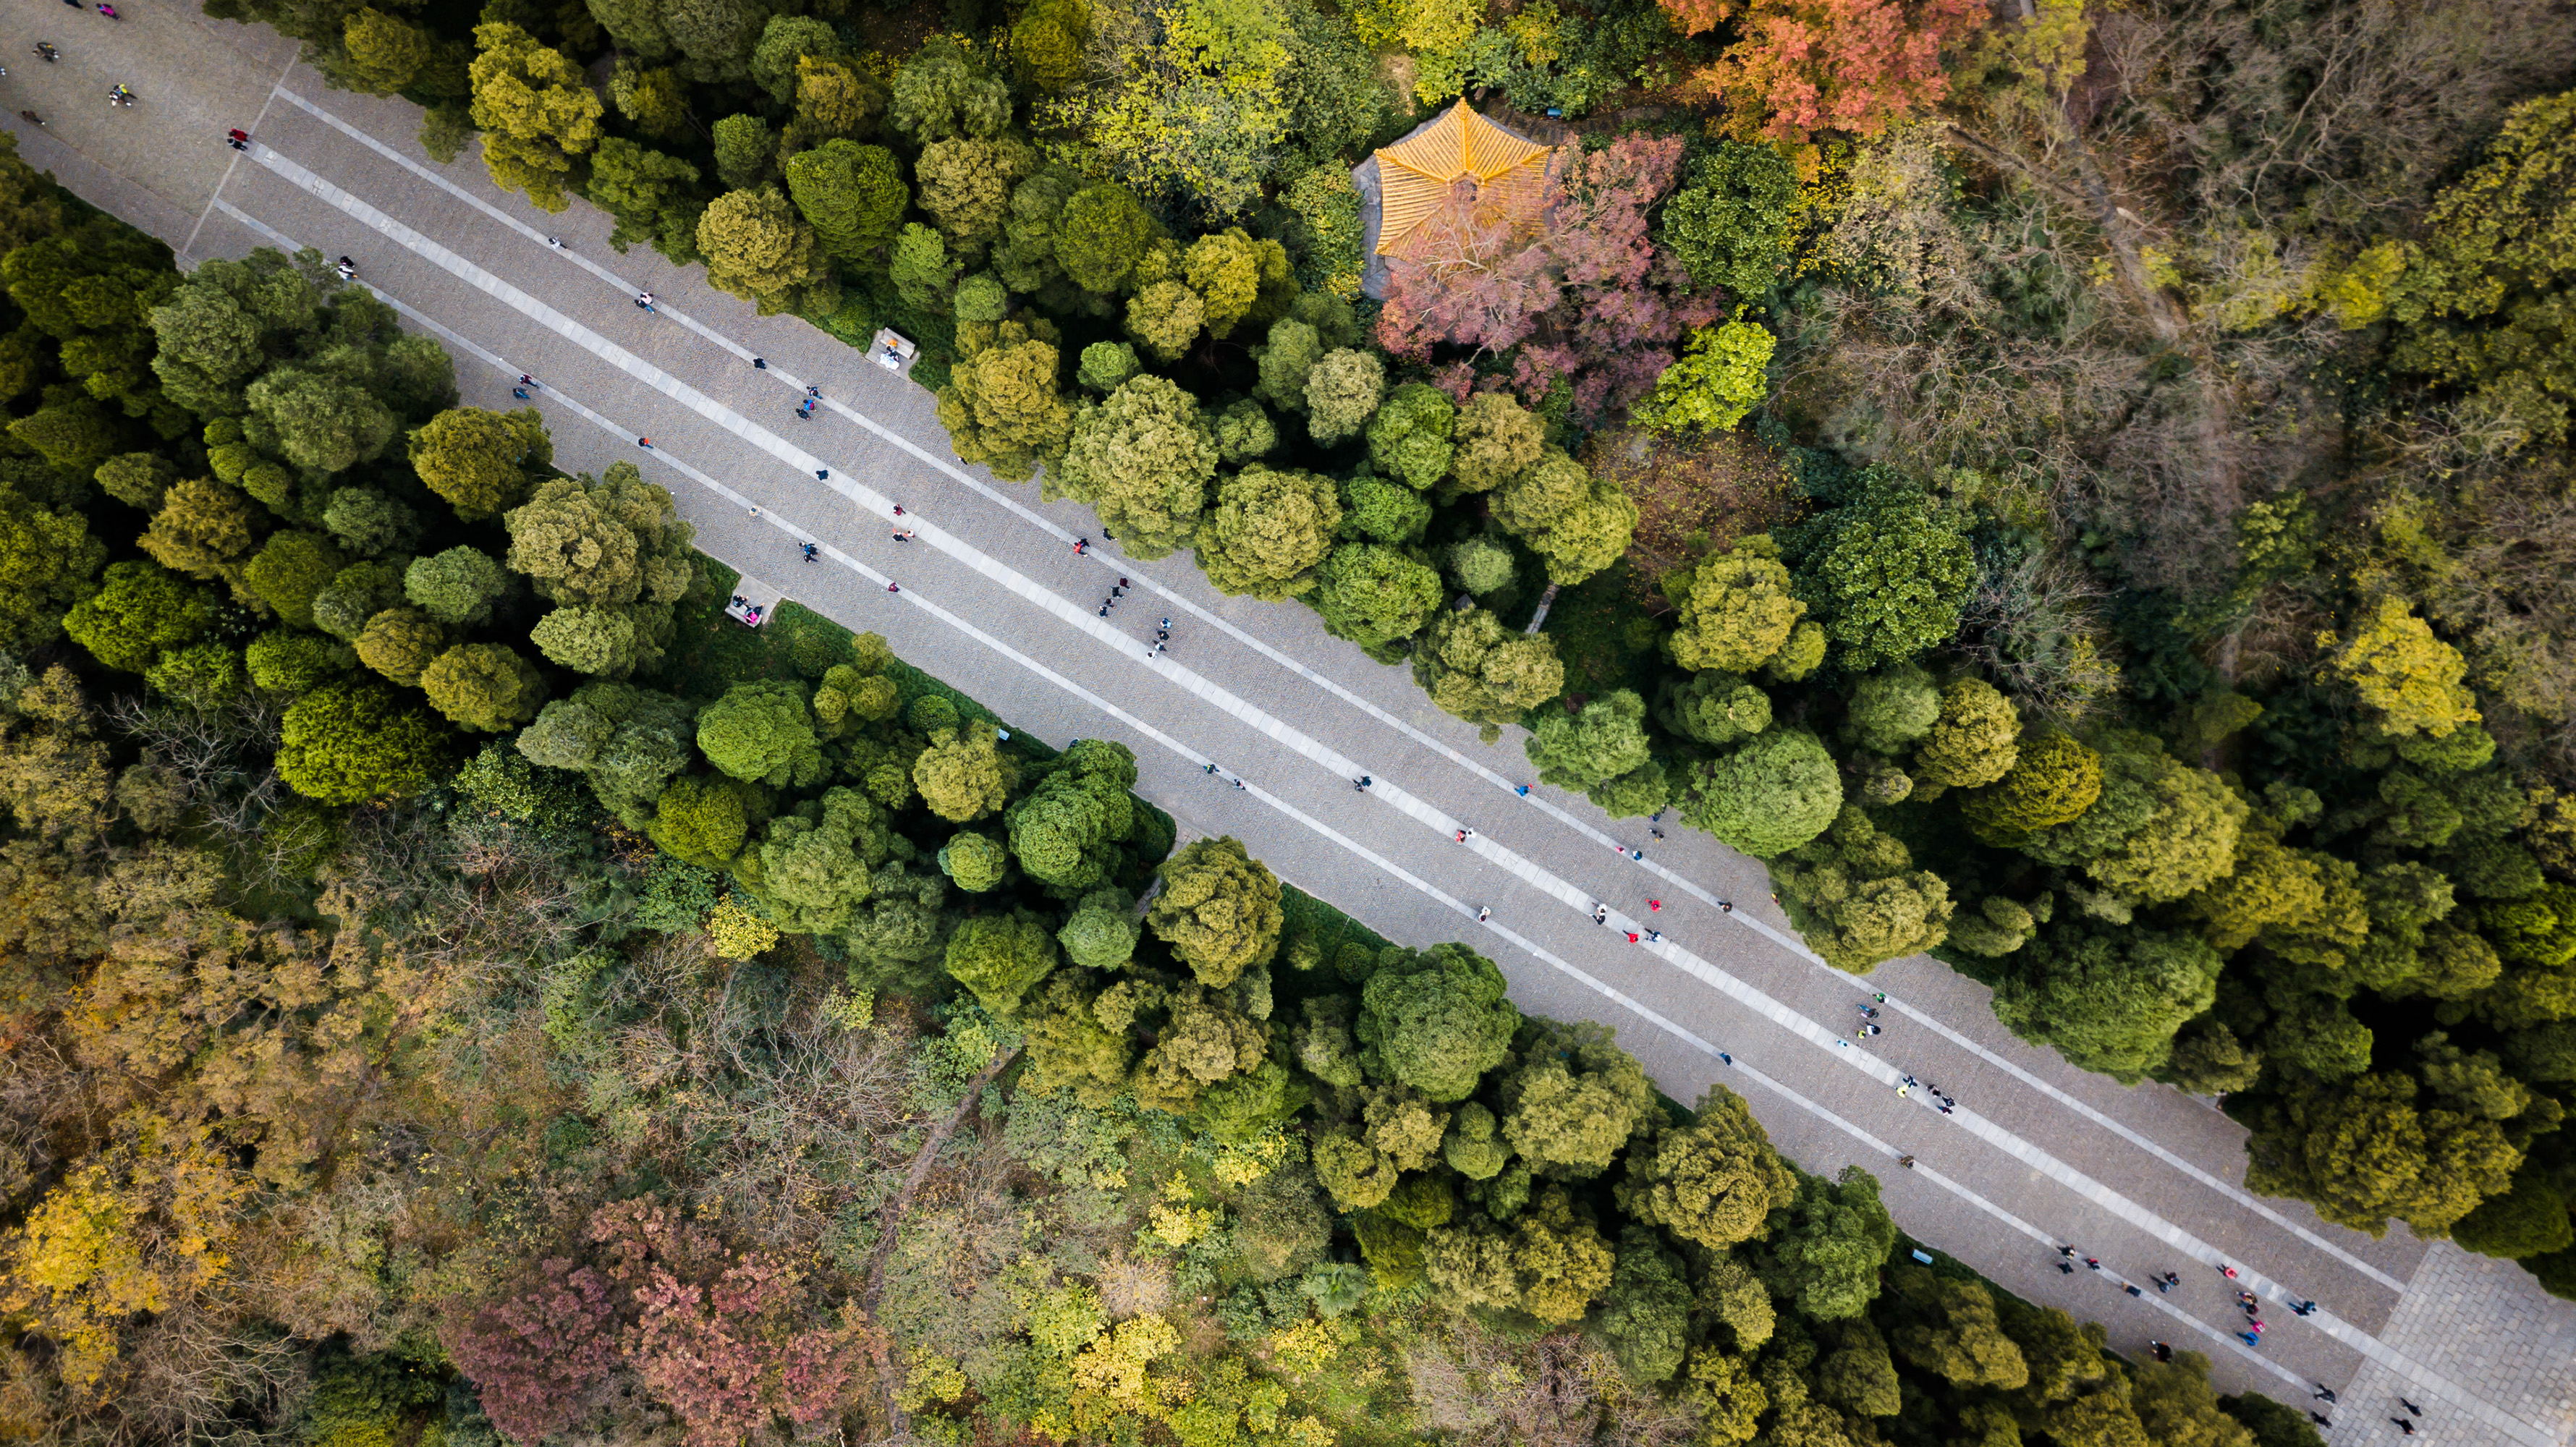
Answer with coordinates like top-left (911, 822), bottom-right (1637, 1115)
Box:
top-left (5, 11), bottom-right (2571, 1440)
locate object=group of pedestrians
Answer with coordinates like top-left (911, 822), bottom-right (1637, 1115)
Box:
top-left (2305, 1383), bottom-right (2426, 1434)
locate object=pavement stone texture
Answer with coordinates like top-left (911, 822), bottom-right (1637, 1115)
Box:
top-left (2323, 1243), bottom-right (2576, 1446)
top-left (5, 7), bottom-right (2575, 1438)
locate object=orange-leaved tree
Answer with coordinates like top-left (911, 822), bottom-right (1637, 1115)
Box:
top-left (1663, 0), bottom-right (1988, 143)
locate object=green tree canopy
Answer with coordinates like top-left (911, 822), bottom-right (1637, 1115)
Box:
top-left (1682, 729), bottom-right (1842, 857)
top-left (887, 37), bottom-right (1011, 143)
top-left (1499, 1022), bottom-right (1657, 1179)
top-left (411, 407), bottom-right (551, 520)
top-left (945, 912), bottom-right (1062, 1016)
top-left (783, 140), bottom-right (908, 263)
top-left (1148, 836), bottom-right (1283, 988)
top-left (1304, 348), bottom-right (1385, 444)
top-left (1993, 920), bottom-right (2224, 1082)
top-left (1059, 886), bottom-right (1142, 969)
top-left (1450, 392), bottom-right (1545, 494)
top-left (504, 464), bottom-right (694, 607)
top-left (697, 186), bottom-right (831, 315)
top-left (1669, 535), bottom-right (1805, 674)
top-left (749, 787), bottom-right (889, 934)
top-left (274, 679), bottom-right (452, 805)
top-left (1357, 943), bottom-right (1520, 1102)
top-left (1660, 671), bottom-right (1773, 747)
top-left (1492, 450), bottom-right (1637, 586)
top-left (1315, 543), bottom-right (1442, 655)
top-left (938, 331), bottom-right (1072, 483)
top-left (1196, 464), bottom-right (1340, 601)
top-left (63, 561), bottom-right (220, 674)
top-left (1052, 375), bottom-right (1216, 556)
top-left (2242, 1072), bottom-right (2521, 1237)
top-left (355, 607), bottom-right (444, 687)
top-left (1056, 182), bottom-right (1156, 294)
top-left (404, 546), bottom-right (512, 628)
top-left (1793, 475), bottom-right (1973, 670)
top-left (1773, 805), bottom-right (1955, 973)
top-left (1525, 689), bottom-right (1653, 794)
top-left (467, 22), bottom-right (603, 211)
top-left (1749, 1166), bottom-right (1897, 1321)
top-left (1413, 607), bottom-right (1564, 741)
top-left (240, 531), bottom-right (347, 631)
top-left (2016, 734), bottom-right (2247, 905)
top-left (2388, 88), bottom-right (2576, 445)
top-left (1365, 382), bottom-right (1456, 489)
top-left (915, 720), bottom-right (1014, 823)
top-left (698, 679), bottom-right (826, 789)
top-left (1006, 739), bottom-right (1138, 891)
top-left (1618, 1085), bottom-right (1797, 1250)
top-left (419, 643), bottom-right (548, 732)
top-left (1961, 728), bottom-right (2104, 839)
top-left (587, 139), bottom-right (706, 263)
top-left (1912, 679), bottom-right (2020, 792)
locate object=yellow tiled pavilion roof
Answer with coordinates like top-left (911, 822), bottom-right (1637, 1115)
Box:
top-left (1372, 101), bottom-right (1555, 257)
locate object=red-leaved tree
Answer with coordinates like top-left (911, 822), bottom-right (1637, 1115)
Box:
top-left (444, 1199), bottom-right (865, 1446)
top-left (444, 1257), bottom-right (625, 1443)
top-left (1379, 135), bottom-right (1719, 423)
top-left (630, 1258), bottom-right (865, 1447)
top-left (1662, 0), bottom-right (1987, 142)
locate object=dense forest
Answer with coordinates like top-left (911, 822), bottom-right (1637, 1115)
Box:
top-left (3, 0), bottom-right (2574, 1434)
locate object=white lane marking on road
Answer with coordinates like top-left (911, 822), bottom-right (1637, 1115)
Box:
top-left (183, 51), bottom-right (299, 261)
top-left (230, 155), bottom-right (2509, 1422)
top-left (260, 86), bottom-right (2405, 1299)
top-left (219, 189), bottom-right (2538, 1439)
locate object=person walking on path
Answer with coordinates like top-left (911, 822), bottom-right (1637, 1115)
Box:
top-left (2308, 1413), bottom-right (2330, 1428)
top-left (1647, 899), bottom-right (1661, 911)
top-left (2313, 1386), bottom-right (2338, 1404)
top-left (2218, 1263), bottom-right (2239, 1279)
top-left (518, 373), bottom-right (537, 389)
top-left (1645, 929), bottom-right (1661, 941)
top-left (886, 582), bottom-right (899, 593)
top-left (2289, 1300), bottom-right (2316, 1316)
top-left (1624, 931), bottom-right (1640, 943)
top-left (1718, 899), bottom-right (1734, 912)
top-left (1475, 907), bottom-right (1490, 922)
top-left (637, 437), bottom-right (653, 449)
top-left (636, 292), bottom-right (656, 312)
top-left (546, 236), bottom-right (565, 248)
top-left (2399, 1399), bottom-right (2421, 1417)
top-left (1353, 776), bottom-right (1370, 791)
top-left (2390, 1420), bottom-right (2414, 1436)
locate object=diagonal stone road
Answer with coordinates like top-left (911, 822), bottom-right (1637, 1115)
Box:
top-left (6, 9), bottom-right (2573, 1439)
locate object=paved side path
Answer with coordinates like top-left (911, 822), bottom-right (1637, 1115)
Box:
top-left (6, 9), bottom-right (2572, 1437)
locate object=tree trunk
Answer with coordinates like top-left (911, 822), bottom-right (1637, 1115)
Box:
top-left (1524, 581), bottom-right (1561, 635)
top-left (863, 1045), bottom-right (1022, 1434)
